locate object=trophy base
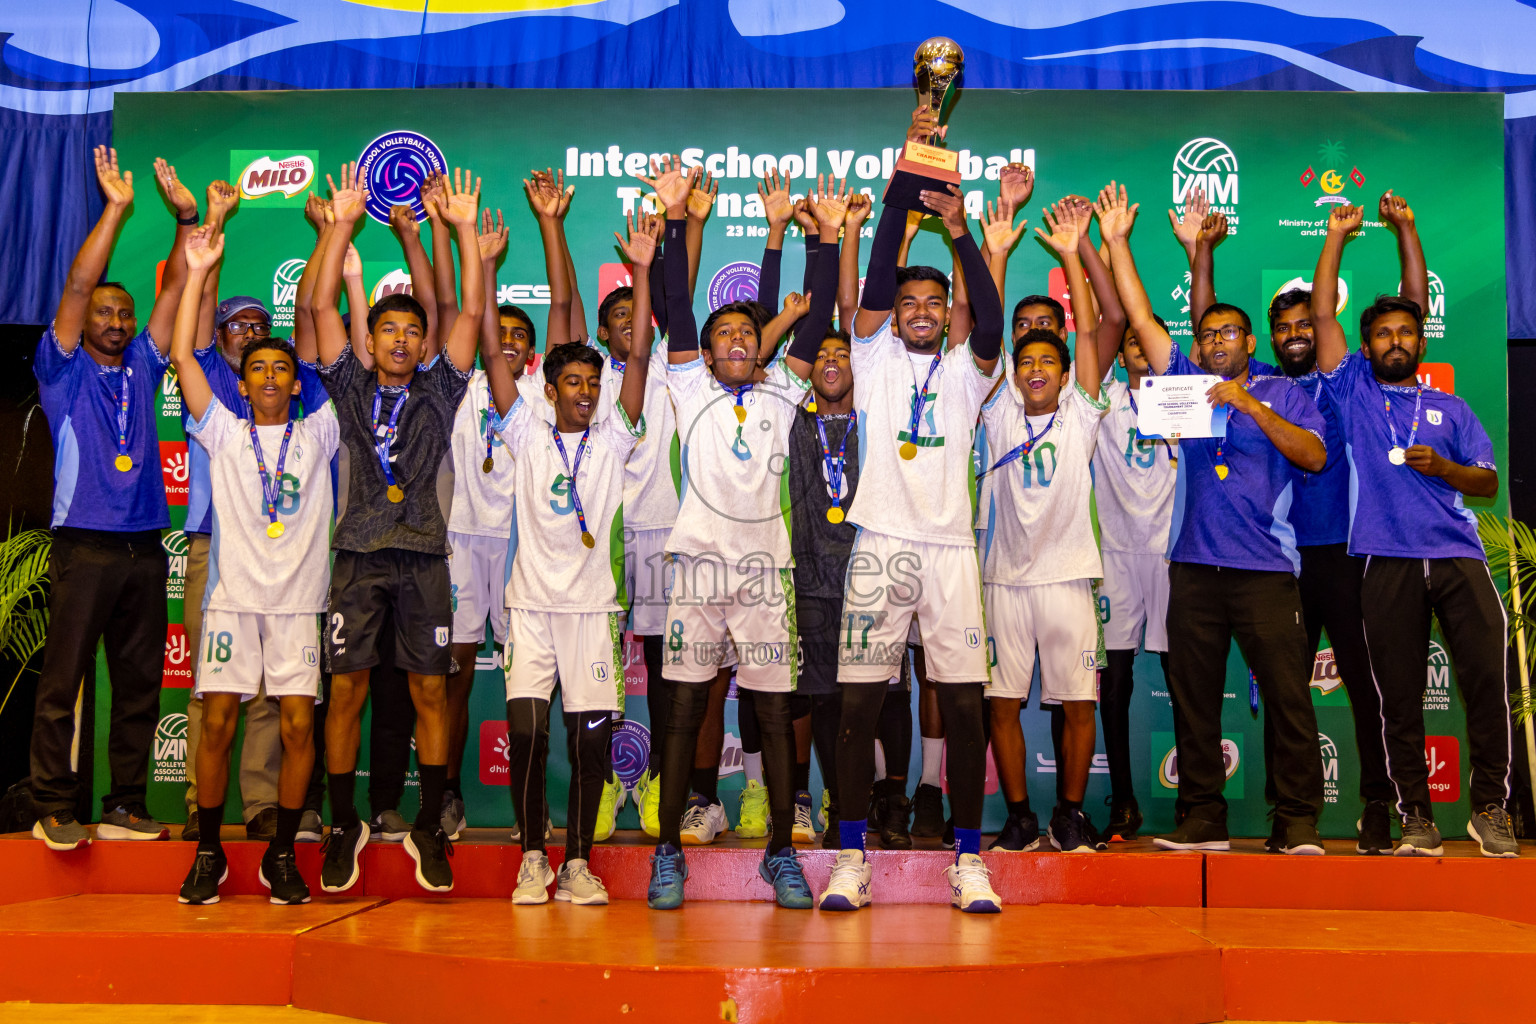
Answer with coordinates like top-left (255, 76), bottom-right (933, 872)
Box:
top-left (883, 165), bottom-right (963, 213)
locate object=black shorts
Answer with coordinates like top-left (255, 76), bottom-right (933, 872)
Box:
top-left (327, 549), bottom-right (453, 676)
top-left (798, 594), bottom-right (913, 695)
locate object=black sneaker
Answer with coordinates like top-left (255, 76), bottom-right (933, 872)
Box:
top-left (1102, 796), bottom-right (1143, 841)
top-left (821, 799), bottom-right (842, 850)
top-left (260, 845), bottom-right (312, 905)
top-left (1153, 817), bottom-right (1230, 852)
top-left (320, 820), bottom-right (370, 892)
top-left (912, 783), bottom-right (945, 838)
top-left (988, 812), bottom-right (1041, 852)
top-left (1263, 821), bottom-right (1284, 854)
top-left (1356, 800), bottom-right (1393, 855)
top-left (1048, 807), bottom-right (1100, 853)
top-left (941, 816), bottom-right (955, 850)
top-left (875, 792), bottom-right (914, 850)
top-left (405, 826), bottom-right (455, 892)
top-left (1278, 820), bottom-right (1325, 856)
top-left (178, 848), bottom-right (228, 905)
top-left (1396, 811), bottom-right (1443, 857)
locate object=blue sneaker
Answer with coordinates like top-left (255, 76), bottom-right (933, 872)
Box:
top-left (758, 847), bottom-right (814, 909)
top-left (647, 842), bottom-right (688, 909)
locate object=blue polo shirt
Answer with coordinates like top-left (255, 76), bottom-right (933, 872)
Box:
top-left (36, 324), bottom-right (170, 532)
top-left (183, 346), bottom-right (324, 536)
top-left (1324, 350), bottom-right (1493, 562)
top-left (1162, 347), bottom-right (1325, 574)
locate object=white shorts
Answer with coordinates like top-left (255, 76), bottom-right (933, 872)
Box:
top-left (838, 531), bottom-right (988, 684)
top-left (194, 610), bottom-right (321, 701)
top-left (624, 527), bottom-right (673, 637)
top-left (983, 579), bottom-right (1100, 704)
top-left (449, 531), bottom-right (510, 646)
top-left (505, 608), bottom-right (625, 713)
top-left (661, 555), bottom-right (793, 692)
top-left (1100, 550), bottom-right (1170, 653)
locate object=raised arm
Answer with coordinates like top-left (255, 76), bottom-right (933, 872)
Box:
top-left (144, 158), bottom-right (202, 355)
top-left (895, 209), bottom-right (923, 269)
top-left (1310, 203), bottom-right (1364, 373)
top-left (291, 196), bottom-right (332, 365)
top-left (637, 159), bottom-right (699, 363)
top-left (525, 171), bottom-right (573, 350)
top-left (754, 171), bottom-right (795, 312)
top-left (54, 146), bottom-right (134, 352)
top-left (838, 193), bottom-right (871, 328)
top-left (477, 206), bottom-right (509, 373)
top-left (1099, 182), bottom-right (1170, 373)
top-left (780, 182), bottom-right (847, 381)
top-left (1036, 200), bottom-right (1100, 400)
top-left (922, 184), bottom-right (1001, 372)
top-left (342, 243), bottom-right (372, 366)
top-left (793, 197), bottom-right (822, 294)
top-left (312, 162), bottom-right (367, 367)
top-left (1189, 207), bottom-right (1226, 334)
top-left (192, 180), bottom-right (240, 351)
top-left (1169, 186), bottom-right (1207, 266)
top-left (685, 169), bottom-right (717, 301)
top-left (978, 196), bottom-right (1027, 321)
top-left (436, 168), bottom-right (486, 372)
top-left (613, 212), bottom-right (659, 423)
top-left (1379, 190), bottom-right (1427, 317)
top-left (389, 203), bottom-right (439, 358)
top-left (1079, 201), bottom-right (1126, 381)
top-left (855, 201), bottom-right (909, 338)
top-left (171, 226), bottom-right (224, 423)
top-left (420, 173), bottom-right (461, 354)
top-left (546, 170), bottom-right (588, 344)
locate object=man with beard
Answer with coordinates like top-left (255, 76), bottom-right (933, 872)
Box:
top-left (1311, 201), bottom-right (1517, 858)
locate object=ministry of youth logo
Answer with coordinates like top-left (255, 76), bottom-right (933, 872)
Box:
top-left (357, 130), bottom-right (448, 225)
top-left (707, 261), bottom-right (761, 309)
top-left (1173, 137), bottom-right (1239, 213)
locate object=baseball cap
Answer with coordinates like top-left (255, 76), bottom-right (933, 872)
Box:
top-left (215, 296), bottom-right (271, 329)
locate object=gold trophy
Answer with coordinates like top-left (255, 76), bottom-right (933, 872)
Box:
top-left (884, 37), bottom-right (965, 211)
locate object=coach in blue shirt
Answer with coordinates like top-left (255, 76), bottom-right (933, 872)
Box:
top-left (1100, 186), bottom-right (1328, 856)
top-left (29, 148), bottom-right (198, 850)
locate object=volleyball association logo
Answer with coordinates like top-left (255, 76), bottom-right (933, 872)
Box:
top-left (1172, 137), bottom-right (1239, 208)
top-left (356, 130), bottom-right (448, 224)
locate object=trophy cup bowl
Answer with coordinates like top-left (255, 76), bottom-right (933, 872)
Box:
top-left (885, 37), bottom-right (966, 211)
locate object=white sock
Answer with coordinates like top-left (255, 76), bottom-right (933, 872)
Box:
top-left (920, 738), bottom-right (945, 788)
top-left (873, 740), bottom-right (887, 781)
top-left (744, 751), bottom-right (764, 786)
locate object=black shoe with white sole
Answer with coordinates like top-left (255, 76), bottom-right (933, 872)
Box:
top-left (405, 826), bottom-right (455, 892)
top-left (178, 848), bottom-right (228, 905)
top-left (260, 845), bottom-right (312, 905)
top-left (320, 820), bottom-right (370, 891)
top-left (1153, 817), bottom-right (1230, 852)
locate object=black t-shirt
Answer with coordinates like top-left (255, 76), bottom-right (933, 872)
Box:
top-left (319, 347), bottom-right (471, 555)
top-left (789, 406), bottom-right (861, 599)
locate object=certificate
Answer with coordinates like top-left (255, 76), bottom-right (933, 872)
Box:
top-left (1136, 375), bottom-right (1229, 439)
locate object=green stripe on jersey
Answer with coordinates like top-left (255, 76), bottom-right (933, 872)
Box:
top-left (608, 612), bottom-right (626, 712)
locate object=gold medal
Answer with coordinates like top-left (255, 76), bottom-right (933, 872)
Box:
top-left (581, 531), bottom-right (596, 549)
top-left (1214, 464), bottom-right (1229, 481)
top-left (114, 454), bottom-right (133, 472)
top-left (899, 441), bottom-right (918, 461)
top-left (734, 405), bottom-right (747, 424)
top-left (482, 456), bottom-right (495, 474)
top-left (266, 521), bottom-right (285, 539)
top-left (387, 484), bottom-right (404, 503)
top-left (806, 400), bottom-right (817, 413)
top-left (826, 507), bottom-right (845, 525)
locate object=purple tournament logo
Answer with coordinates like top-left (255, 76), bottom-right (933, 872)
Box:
top-left (706, 261), bottom-right (761, 309)
top-left (356, 130), bottom-right (447, 225)
top-left (610, 720), bottom-right (651, 788)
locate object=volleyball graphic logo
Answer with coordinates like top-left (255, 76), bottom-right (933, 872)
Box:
top-left (610, 720), bottom-right (651, 788)
top-left (356, 130), bottom-right (447, 225)
top-left (706, 261), bottom-right (761, 309)
top-left (1172, 137), bottom-right (1239, 207)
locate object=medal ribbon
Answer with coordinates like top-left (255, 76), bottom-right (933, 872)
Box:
top-left (979, 411), bottom-right (1055, 482)
top-left (371, 385), bottom-right (409, 491)
top-left (250, 419), bottom-right (295, 531)
top-left (112, 368), bottom-right (131, 463)
top-left (722, 381), bottom-right (754, 419)
top-left (552, 426), bottom-right (593, 541)
top-left (904, 354), bottom-right (942, 447)
top-left (1381, 381), bottom-right (1423, 453)
top-left (815, 411), bottom-right (857, 513)
top-left (482, 381), bottom-right (497, 467)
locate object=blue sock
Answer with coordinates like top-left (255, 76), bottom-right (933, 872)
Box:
top-left (839, 819), bottom-right (867, 851)
top-left (954, 827), bottom-right (981, 858)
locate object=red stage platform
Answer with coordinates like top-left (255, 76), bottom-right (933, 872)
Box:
top-left (2, 828), bottom-right (1533, 1023)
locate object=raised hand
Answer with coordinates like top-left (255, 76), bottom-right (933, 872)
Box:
top-left (903, 208), bottom-right (927, 244)
top-left (419, 171), bottom-right (446, 221)
top-left (154, 157), bottom-right (198, 219)
top-left (94, 145), bottom-right (134, 207)
top-left (1035, 199), bottom-right (1081, 257)
top-left (919, 183), bottom-right (968, 238)
top-left (1206, 378), bottom-right (1262, 416)
top-left (614, 210), bottom-right (660, 267)
top-left (757, 170), bottom-right (795, 229)
top-left (1328, 203), bottom-right (1365, 238)
top-left (440, 167), bottom-right (481, 228)
top-left (389, 203), bottom-right (420, 237)
top-left (907, 104), bottom-right (946, 143)
top-left (845, 192), bottom-right (874, 231)
top-left (998, 162), bottom-right (1034, 214)
top-left (183, 223), bottom-right (224, 272)
top-left (533, 168), bottom-right (575, 220)
top-left (687, 169), bottom-right (719, 222)
top-left (981, 198), bottom-right (1027, 255)
top-left (326, 161), bottom-right (368, 225)
top-left (809, 175), bottom-right (850, 232)
top-left (636, 154), bottom-right (695, 215)
top-left (342, 244), bottom-right (363, 281)
top-left (782, 290), bottom-right (811, 320)
top-left (206, 180), bottom-right (239, 222)
top-left (1168, 186), bottom-right (1207, 254)
top-left (305, 193), bottom-right (329, 232)
top-left (478, 207), bottom-right (508, 263)
top-left (1379, 189), bottom-right (1415, 232)
top-left (522, 172), bottom-right (562, 220)
top-left (791, 197), bottom-right (818, 234)
top-left (1094, 181), bottom-right (1139, 243)
top-left (1198, 210), bottom-right (1229, 249)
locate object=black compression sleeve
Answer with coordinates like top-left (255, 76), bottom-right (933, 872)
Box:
top-left (650, 245), bottom-right (669, 336)
top-left (954, 231), bottom-right (1002, 362)
top-left (802, 235), bottom-right (820, 295)
top-left (785, 236), bottom-right (840, 367)
top-left (758, 246), bottom-right (783, 314)
top-left (664, 218), bottom-right (698, 355)
top-left (859, 204), bottom-right (906, 314)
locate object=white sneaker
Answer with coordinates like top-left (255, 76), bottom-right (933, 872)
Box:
top-left (946, 853), bottom-right (1002, 914)
top-left (680, 796), bottom-right (728, 846)
top-left (512, 850), bottom-right (555, 905)
top-left (792, 791), bottom-right (817, 844)
top-left (818, 848), bottom-right (873, 911)
top-left (555, 858), bottom-right (610, 905)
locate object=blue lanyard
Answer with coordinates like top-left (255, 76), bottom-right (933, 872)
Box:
top-left (371, 385), bottom-right (408, 489)
top-left (979, 411), bottom-right (1055, 481)
top-left (723, 381), bottom-right (754, 423)
top-left (815, 411), bottom-right (857, 518)
top-left (905, 354), bottom-right (942, 447)
top-left (1381, 381), bottom-right (1423, 452)
top-left (552, 427), bottom-right (595, 546)
top-left (250, 419), bottom-right (294, 536)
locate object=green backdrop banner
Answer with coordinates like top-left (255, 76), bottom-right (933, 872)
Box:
top-left (100, 88), bottom-right (1506, 838)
